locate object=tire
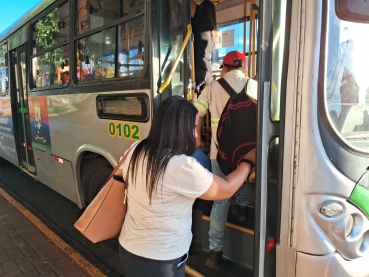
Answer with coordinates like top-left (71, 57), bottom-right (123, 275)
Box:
top-left (87, 167), bottom-right (113, 203)
top-left (80, 156), bottom-right (113, 205)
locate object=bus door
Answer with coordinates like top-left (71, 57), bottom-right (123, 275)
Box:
top-left (254, 0), bottom-right (289, 276)
top-left (10, 46), bottom-right (35, 172)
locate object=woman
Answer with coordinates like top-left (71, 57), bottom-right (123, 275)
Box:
top-left (191, 0), bottom-right (218, 95)
top-left (119, 96), bottom-right (255, 277)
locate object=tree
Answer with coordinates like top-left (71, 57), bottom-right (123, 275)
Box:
top-left (35, 8), bottom-right (63, 68)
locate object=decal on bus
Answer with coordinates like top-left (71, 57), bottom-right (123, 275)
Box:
top-left (0, 98), bottom-right (14, 135)
top-left (108, 121), bottom-right (141, 141)
top-left (29, 96), bottom-right (51, 149)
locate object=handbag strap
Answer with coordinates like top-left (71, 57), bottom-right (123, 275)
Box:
top-left (108, 147), bottom-right (134, 182)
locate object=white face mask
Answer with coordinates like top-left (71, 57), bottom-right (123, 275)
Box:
top-left (194, 128), bottom-right (198, 138)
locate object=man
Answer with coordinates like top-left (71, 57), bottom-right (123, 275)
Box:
top-left (194, 51), bottom-right (250, 271)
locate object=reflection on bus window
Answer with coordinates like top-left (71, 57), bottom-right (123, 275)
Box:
top-left (32, 45), bottom-right (70, 88)
top-left (0, 44), bottom-right (8, 94)
top-left (326, 0), bottom-right (369, 150)
top-left (118, 17), bottom-right (144, 77)
top-left (78, 27), bottom-right (116, 81)
top-left (77, 0), bottom-right (145, 35)
top-left (33, 2), bottom-right (70, 53)
top-left (159, 0), bottom-right (186, 97)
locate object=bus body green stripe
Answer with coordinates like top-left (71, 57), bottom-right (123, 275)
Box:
top-left (349, 185), bottom-right (369, 217)
top-left (194, 102), bottom-right (206, 113)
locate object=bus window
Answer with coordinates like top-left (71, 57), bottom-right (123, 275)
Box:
top-left (211, 20), bottom-right (258, 78)
top-left (325, 0), bottom-right (369, 151)
top-left (31, 1), bottom-right (70, 89)
top-left (78, 27), bottom-right (116, 80)
top-left (77, 0), bottom-right (145, 35)
top-left (118, 17), bottom-right (145, 77)
top-left (158, 0), bottom-right (187, 97)
top-left (33, 2), bottom-right (70, 53)
top-left (76, 3), bottom-right (145, 83)
top-left (32, 45), bottom-right (70, 88)
top-left (0, 43), bottom-right (8, 94)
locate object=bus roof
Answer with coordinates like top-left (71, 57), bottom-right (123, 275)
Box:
top-left (0, 0), bottom-right (56, 45)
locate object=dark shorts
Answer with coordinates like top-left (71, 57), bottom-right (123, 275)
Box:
top-left (119, 244), bottom-right (188, 277)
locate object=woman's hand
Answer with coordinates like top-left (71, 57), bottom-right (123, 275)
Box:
top-left (200, 162), bottom-right (251, 201)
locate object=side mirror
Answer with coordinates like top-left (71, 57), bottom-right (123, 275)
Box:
top-left (335, 0), bottom-right (369, 23)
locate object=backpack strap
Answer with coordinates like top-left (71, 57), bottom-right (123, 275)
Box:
top-left (217, 78), bottom-right (237, 97)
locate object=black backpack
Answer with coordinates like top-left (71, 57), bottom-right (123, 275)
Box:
top-left (216, 78), bottom-right (257, 175)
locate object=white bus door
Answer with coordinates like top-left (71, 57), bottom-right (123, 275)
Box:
top-left (10, 46), bottom-right (35, 172)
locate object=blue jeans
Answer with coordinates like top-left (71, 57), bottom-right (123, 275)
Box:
top-left (209, 159), bottom-right (249, 252)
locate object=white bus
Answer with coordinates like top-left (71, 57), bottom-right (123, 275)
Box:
top-left (0, 0), bottom-right (368, 276)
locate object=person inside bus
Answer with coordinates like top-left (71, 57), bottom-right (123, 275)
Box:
top-left (194, 50), bottom-right (250, 271)
top-left (191, 0), bottom-right (217, 95)
top-left (117, 96), bottom-right (255, 277)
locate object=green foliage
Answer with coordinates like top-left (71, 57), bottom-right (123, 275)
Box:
top-left (0, 44), bottom-right (6, 68)
top-left (35, 8), bottom-right (63, 67)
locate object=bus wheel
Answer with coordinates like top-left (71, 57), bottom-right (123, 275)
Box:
top-left (87, 167), bottom-right (113, 203)
top-left (80, 155), bottom-right (113, 205)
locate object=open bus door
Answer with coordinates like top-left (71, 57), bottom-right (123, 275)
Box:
top-left (254, 0), bottom-right (290, 276)
top-left (10, 45), bottom-right (35, 173)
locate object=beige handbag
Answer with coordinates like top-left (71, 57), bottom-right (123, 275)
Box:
top-left (74, 149), bottom-right (132, 243)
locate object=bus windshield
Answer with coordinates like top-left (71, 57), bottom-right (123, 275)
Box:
top-left (325, 0), bottom-right (369, 151)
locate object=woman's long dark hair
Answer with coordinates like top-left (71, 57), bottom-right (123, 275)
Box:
top-left (200, 0), bottom-right (218, 43)
top-left (129, 96), bottom-right (198, 203)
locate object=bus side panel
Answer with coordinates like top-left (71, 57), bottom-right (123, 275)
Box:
top-left (295, 251), bottom-right (369, 277)
top-left (44, 90), bottom-right (151, 164)
top-left (0, 96), bottom-right (18, 166)
top-left (0, 135), bottom-right (18, 166)
top-left (34, 148), bottom-right (80, 204)
top-left (28, 90), bottom-right (151, 206)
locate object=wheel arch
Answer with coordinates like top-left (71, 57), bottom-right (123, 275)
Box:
top-left (73, 144), bottom-right (118, 208)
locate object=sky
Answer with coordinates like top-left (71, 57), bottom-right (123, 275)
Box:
top-left (0, 0), bottom-right (41, 34)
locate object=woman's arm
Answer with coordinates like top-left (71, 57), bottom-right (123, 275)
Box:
top-left (199, 148), bottom-right (256, 200)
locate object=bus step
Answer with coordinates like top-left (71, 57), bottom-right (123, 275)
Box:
top-left (202, 215), bottom-right (254, 235)
top-left (186, 248), bottom-right (253, 277)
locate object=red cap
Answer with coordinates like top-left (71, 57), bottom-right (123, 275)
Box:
top-left (220, 51), bottom-right (246, 69)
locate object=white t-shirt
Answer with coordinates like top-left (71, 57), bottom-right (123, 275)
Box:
top-left (118, 142), bottom-right (213, 261)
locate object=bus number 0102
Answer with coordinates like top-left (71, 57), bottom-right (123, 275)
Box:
top-left (108, 121), bottom-right (141, 141)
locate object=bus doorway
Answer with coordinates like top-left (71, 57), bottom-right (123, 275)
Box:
top-left (10, 45), bottom-right (35, 173)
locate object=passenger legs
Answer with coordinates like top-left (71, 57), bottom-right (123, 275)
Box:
top-left (207, 159), bottom-right (250, 271)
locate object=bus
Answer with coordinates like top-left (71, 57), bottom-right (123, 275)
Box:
top-left (0, 0), bottom-right (369, 276)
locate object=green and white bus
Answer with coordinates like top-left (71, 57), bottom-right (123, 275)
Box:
top-left (1, 0), bottom-right (369, 276)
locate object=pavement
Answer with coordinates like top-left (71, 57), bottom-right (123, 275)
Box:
top-left (0, 192), bottom-right (91, 277)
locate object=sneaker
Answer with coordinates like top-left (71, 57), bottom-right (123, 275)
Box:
top-left (205, 250), bottom-right (225, 271)
top-left (233, 204), bottom-right (247, 223)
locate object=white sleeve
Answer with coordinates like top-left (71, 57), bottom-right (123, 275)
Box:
top-left (176, 157), bottom-right (213, 198)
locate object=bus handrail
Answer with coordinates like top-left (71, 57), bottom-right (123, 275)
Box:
top-left (158, 24), bottom-right (192, 94)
